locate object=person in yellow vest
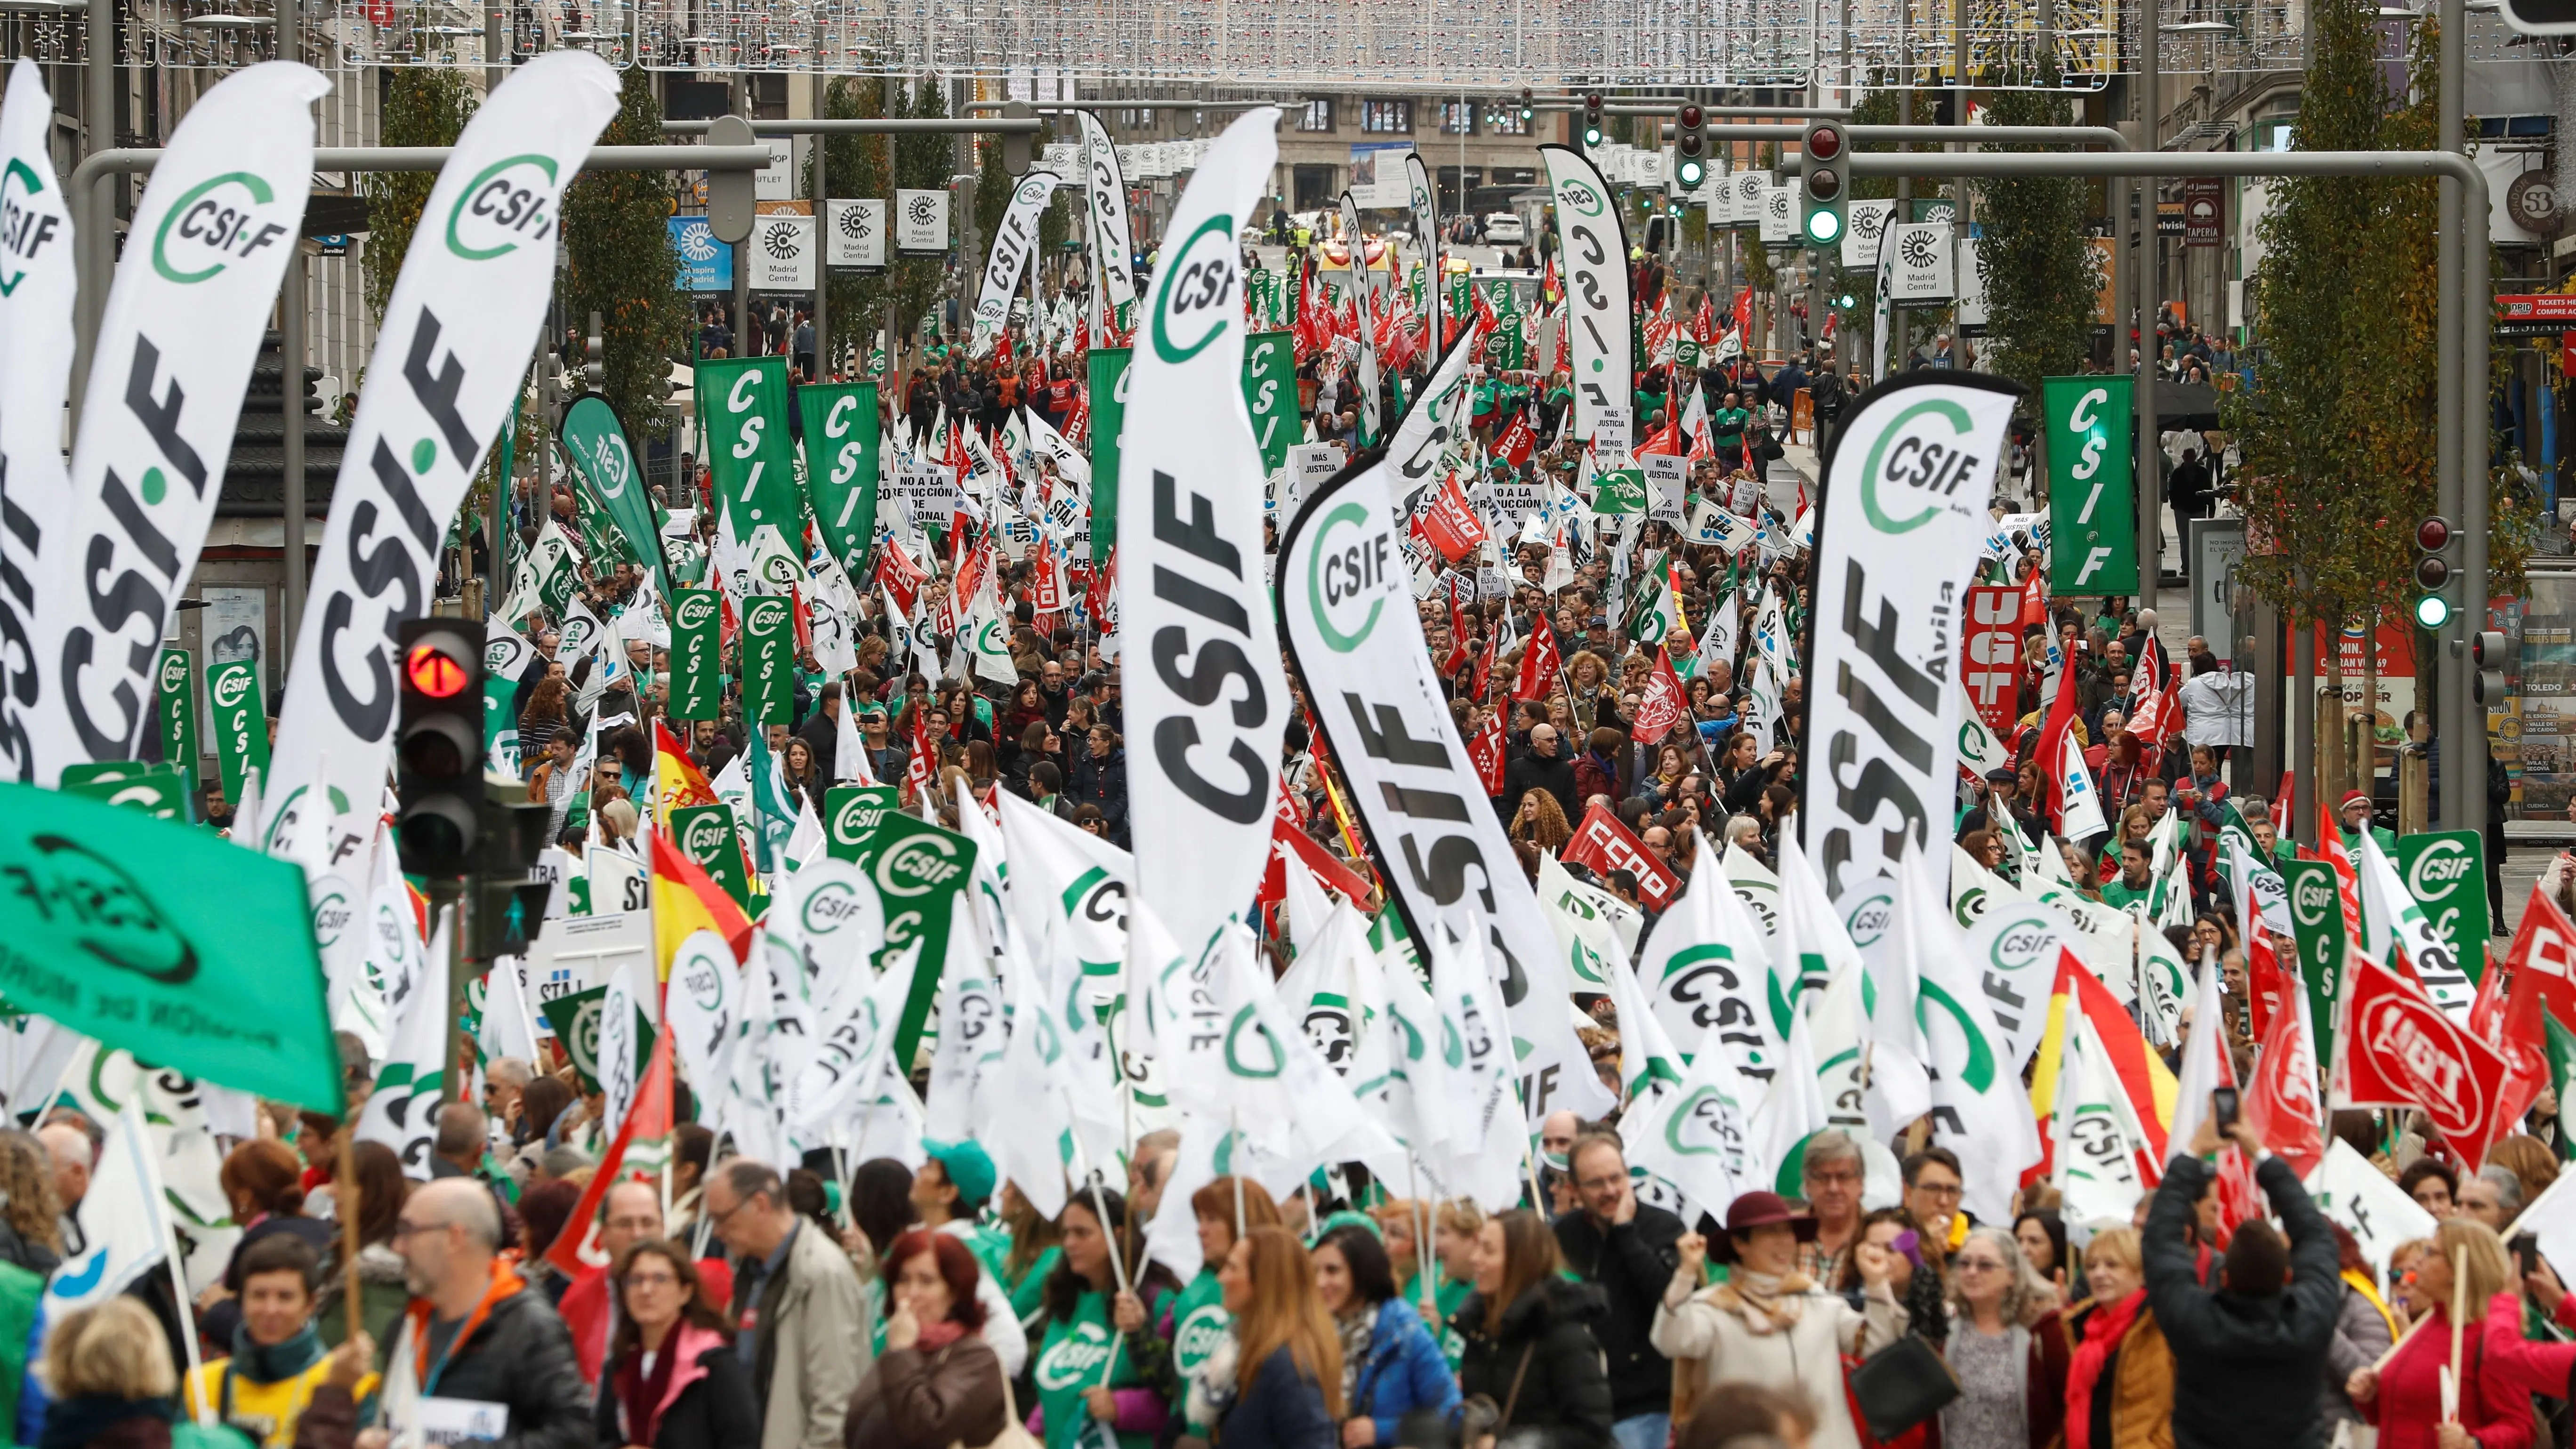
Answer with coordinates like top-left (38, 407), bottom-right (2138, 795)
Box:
top-left (185, 1235), bottom-right (378, 1448)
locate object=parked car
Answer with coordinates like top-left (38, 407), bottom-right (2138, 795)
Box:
top-left (1483, 211), bottom-right (1526, 244)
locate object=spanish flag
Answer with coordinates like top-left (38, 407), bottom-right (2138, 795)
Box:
top-left (653, 718), bottom-right (718, 826)
top-left (651, 826), bottom-right (753, 976)
top-left (2026, 946), bottom-right (2178, 1184)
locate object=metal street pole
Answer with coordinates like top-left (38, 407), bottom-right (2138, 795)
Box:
top-left (2438, 0), bottom-right (2470, 831)
top-left (2138, 0), bottom-right (2160, 615)
top-left (812, 111), bottom-right (828, 379)
top-left (279, 0), bottom-right (306, 646)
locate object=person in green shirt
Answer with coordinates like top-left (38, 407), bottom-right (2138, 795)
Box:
top-left (2100, 838), bottom-right (2156, 909)
top-left (915, 1139), bottom-right (1012, 1286)
top-left (1168, 1175), bottom-right (1284, 1437)
top-left (2339, 789), bottom-right (2398, 855)
top-left (1030, 1189), bottom-right (1175, 1449)
top-left (1002, 1182), bottom-right (1064, 1326)
top-left (1710, 391), bottom-right (1751, 456)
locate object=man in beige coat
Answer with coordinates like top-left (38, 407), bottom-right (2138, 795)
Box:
top-left (705, 1158), bottom-right (871, 1449)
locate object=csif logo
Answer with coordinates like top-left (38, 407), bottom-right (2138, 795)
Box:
top-left (448, 154), bottom-right (561, 260)
top-left (2406, 839), bottom-right (2475, 900)
top-left (1860, 396), bottom-right (1987, 535)
top-left (676, 593), bottom-right (717, 631)
top-left (801, 879), bottom-right (868, 934)
top-left (831, 792), bottom-right (884, 844)
top-left (0, 158), bottom-right (63, 297)
top-left (1842, 890), bottom-right (1893, 948)
top-left (875, 834), bottom-right (965, 897)
top-left (589, 433), bottom-right (633, 498)
top-left (746, 598), bottom-right (788, 637)
top-left (210, 665), bottom-right (253, 710)
top-left (157, 652), bottom-right (188, 693)
top-left (2292, 872), bottom-right (2334, 927)
top-left (681, 813), bottom-right (729, 859)
top-left (1559, 178), bottom-right (1605, 217)
top-left (1304, 502), bottom-right (1390, 653)
top-left (153, 170), bottom-right (290, 285)
top-left (1151, 213), bottom-right (1238, 364)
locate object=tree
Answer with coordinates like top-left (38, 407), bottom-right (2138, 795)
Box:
top-left (561, 68), bottom-right (690, 442)
top-left (890, 77), bottom-right (955, 346)
top-left (362, 71), bottom-right (476, 323)
top-left (813, 75), bottom-right (893, 374)
top-left (1972, 82), bottom-right (2104, 413)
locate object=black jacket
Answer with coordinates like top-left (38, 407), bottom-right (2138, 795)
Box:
top-left (1216, 1345), bottom-right (1337, 1449)
top-left (1452, 1279), bottom-right (1615, 1449)
top-left (2145, 1153), bottom-right (2341, 1449)
top-left (294, 1282), bottom-right (592, 1449)
top-left (591, 1341), bottom-right (763, 1449)
top-left (1553, 1206), bottom-right (1684, 1420)
top-left (1503, 749), bottom-right (1581, 825)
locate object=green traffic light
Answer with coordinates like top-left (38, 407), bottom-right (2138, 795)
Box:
top-left (2414, 594), bottom-right (2453, 630)
top-left (1837, 292), bottom-right (1856, 309)
top-left (1585, 125), bottom-right (1604, 145)
top-left (1678, 158), bottom-right (1705, 188)
top-left (1805, 210), bottom-right (1843, 243)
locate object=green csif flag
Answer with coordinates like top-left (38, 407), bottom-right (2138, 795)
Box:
top-left (2042, 375), bottom-right (2137, 596)
top-left (797, 381), bottom-right (880, 578)
top-left (740, 595), bottom-right (795, 725)
top-left (155, 647), bottom-right (197, 797)
top-left (2280, 859), bottom-right (2345, 1066)
top-left (1086, 347), bottom-right (1133, 566)
top-left (204, 655), bottom-right (270, 805)
top-left (824, 784), bottom-right (898, 864)
top-left (696, 357), bottom-right (802, 547)
top-left (558, 395), bottom-right (672, 599)
top-left (2394, 829), bottom-right (2489, 983)
top-left (864, 809), bottom-right (977, 1071)
top-left (0, 782), bottom-right (340, 1109)
top-left (1242, 331), bottom-right (1296, 483)
top-left (669, 588), bottom-right (724, 721)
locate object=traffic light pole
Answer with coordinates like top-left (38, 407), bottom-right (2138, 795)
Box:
top-left (1851, 145), bottom-right (2493, 837)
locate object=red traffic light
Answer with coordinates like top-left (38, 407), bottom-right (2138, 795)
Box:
top-left (2415, 516), bottom-right (2451, 551)
top-left (1680, 104), bottom-right (1703, 127)
top-left (1585, 92), bottom-right (1603, 109)
top-left (406, 643), bottom-right (472, 699)
top-left (1806, 124), bottom-right (1842, 160)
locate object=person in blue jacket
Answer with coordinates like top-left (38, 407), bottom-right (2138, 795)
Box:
top-left (1312, 1223), bottom-right (1461, 1448)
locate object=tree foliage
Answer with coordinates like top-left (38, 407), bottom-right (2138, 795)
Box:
top-left (814, 74), bottom-right (893, 373)
top-left (891, 78), bottom-right (956, 344)
top-left (362, 69), bottom-right (476, 324)
top-left (1973, 82), bottom-right (2105, 409)
top-left (2227, 0), bottom-right (2529, 631)
top-left (561, 67), bottom-right (691, 442)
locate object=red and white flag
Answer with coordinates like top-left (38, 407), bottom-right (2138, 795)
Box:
top-left (1562, 800), bottom-right (1682, 910)
top-left (1513, 612), bottom-right (1564, 702)
top-left (2333, 950), bottom-right (2520, 1170)
top-left (1632, 649), bottom-right (1688, 745)
top-left (1421, 474), bottom-right (1488, 564)
top-left (1466, 708), bottom-right (1506, 797)
top-left (2244, 985), bottom-right (2325, 1178)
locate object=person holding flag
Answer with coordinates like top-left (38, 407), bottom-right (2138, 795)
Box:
top-left (182, 1237), bottom-right (376, 1449)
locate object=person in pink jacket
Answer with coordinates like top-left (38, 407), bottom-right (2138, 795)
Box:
top-left (2346, 1222), bottom-right (2533, 1449)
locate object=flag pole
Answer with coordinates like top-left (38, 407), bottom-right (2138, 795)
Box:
top-left (1231, 1109), bottom-right (1247, 1240)
top-left (338, 1124), bottom-right (363, 1352)
top-left (1407, 1161), bottom-right (1437, 1328)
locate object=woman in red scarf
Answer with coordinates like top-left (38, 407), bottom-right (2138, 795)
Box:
top-left (593, 1241), bottom-right (761, 1449)
top-left (2063, 1226), bottom-right (2174, 1449)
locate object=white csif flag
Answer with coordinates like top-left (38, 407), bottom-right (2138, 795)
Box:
top-left (358, 904), bottom-right (455, 1178)
top-left (43, 1102), bottom-right (172, 1315)
top-left (0, 59), bottom-right (76, 784)
top-left (268, 51), bottom-right (621, 864)
top-left (26, 62), bottom-right (328, 783)
top-left (1114, 107), bottom-right (1289, 957)
top-left (969, 170), bottom-right (1060, 355)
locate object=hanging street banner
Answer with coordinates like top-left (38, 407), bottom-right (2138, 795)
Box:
top-left (27, 61), bottom-right (328, 786)
top-left (2395, 830), bottom-right (2490, 984)
top-left (2043, 375), bottom-right (2137, 595)
top-left (669, 588), bottom-right (723, 720)
top-left (696, 355), bottom-right (802, 553)
top-left (741, 595), bottom-right (794, 725)
top-left (1243, 330), bottom-right (1297, 483)
top-left (1541, 146), bottom-right (1634, 451)
top-left (154, 648), bottom-right (196, 795)
top-left (1799, 372), bottom-right (2021, 902)
top-left (797, 381), bottom-right (879, 579)
top-left (266, 51), bottom-right (620, 867)
top-left (1405, 153), bottom-right (1440, 358)
top-left (1085, 347), bottom-right (1132, 567)
top-left (558, 394), bottom-right (670, 599)
top-left (204, 655), bottom-right (269, 805)
top-left (1116, 107), bottom-right (1291, 956)
top-left (1277, 440), bottom-right (1617, 1124)
top-left (0, 781), bottom-right (339, 1108)
top-left (969, 169), bottom-right (1061, 356)
top-left (1079, 111), bottom-right (1138, 321)
top-left (0, 61), bottom-right (77, 785)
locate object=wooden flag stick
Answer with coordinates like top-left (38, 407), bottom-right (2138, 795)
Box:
top-left (338, 1122), bottom-right (363, 1342)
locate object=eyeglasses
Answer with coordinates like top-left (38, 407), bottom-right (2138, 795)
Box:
top-left (622, 1270), bottom-right (681, 1290)
top-left (391, 1218), bottom-right (449, 1240)
top-left (1912, 1181), bottom-right (1964, 1200)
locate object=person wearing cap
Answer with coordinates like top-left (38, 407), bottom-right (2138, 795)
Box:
top-left (2338, 790), bottom-right (2395, 855)
top-left (1650, 1191), bottom-right (1906, 1449)
top-left (907, 1140), bottom-right (1030, 1378)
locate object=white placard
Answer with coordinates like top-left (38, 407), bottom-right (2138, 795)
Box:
top-left (1643, 453), bottom-right (1686, 524)
top-left (1731, 171), bottom-right (1764, 225)
top-left (824, 198), bottom-right (884, 268)
top-left (1594, 402), bottom-right (1632, 458)
top-left (1761, 177), bottom-right (1797, 243)
top-left (749, 212), bottom-right (816, 290)
top-left (894, 187), bottom-right (949, 252)
top-left (1843, 199), bottom-right (1897, 269)
top-left (1887, 222), bottom-right (1955, 301)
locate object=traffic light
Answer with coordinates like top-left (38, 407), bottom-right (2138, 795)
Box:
top-left (394, 618), bottom-right (485, 876)
top-left (1001, 99), bottom-right (1035, 175)
top-left (1675, 103), bottom-right (1707, 190)
top-left (1800, 120), bottom-right (1849, 246)
top-left (2474, 630), bottom-right (2509, 703)
top-left (2411, 515), bottom-right (2454, 628)
top-left (1519, 88), bottom-right (1535, 124)
top-left (1583, 93), bottom-right (1605, 148)
top-left (1837, 290), bottom-right (1857, 311)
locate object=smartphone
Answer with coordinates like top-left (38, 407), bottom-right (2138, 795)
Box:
top-left (2211, 1087), bottom-right (2240, 1134)
top-left (2514, 1234), bottom-right (2540, 1277)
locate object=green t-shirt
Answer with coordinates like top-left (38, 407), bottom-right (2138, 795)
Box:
top-left (1034, 1290), bottom-right (1154, 1449)
top-left (1712, 406), bottom-right (1751, 444)
top-left (2100, 875), bottom-right (2156, 910)
top-left (1169, 1268), bottom-right (1231, 1436)
top-left (958, 1222), bottom-right (1012, 1288)
top-left (1008, 1245), bottom-right (1062, 1324)
top-left (1400, 1272), bottom-right (1472, 1371)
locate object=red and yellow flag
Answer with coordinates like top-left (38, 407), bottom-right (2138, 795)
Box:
top-left (2027, 946), bottom-right (2179, 1183)
top-left (653, 719), bottom-right (718, 827)
top-left (651, 827), bottom-right (753, 976)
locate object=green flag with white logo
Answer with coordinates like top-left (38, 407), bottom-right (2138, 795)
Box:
top-left (797, 381), bottom-right (880, 579)
top-left (2281, 859), bottom-right (2346, 1067)
top-left (558, 394), bottom-right (671, 600)
top-left (670, 588), bottom-right (724, 721)
top-left (1085, 347), bottom-right (1132, 567)
top-left (740, 595), bottom-right (794, 725)
top-left (672, 803), bottom-right (755, 913)
top-left (1241, 331), bottom-right (1296, 482)
top-left (696, 356), bottom-right (801, 547)
top-left (0, 782), bottom-right (339, 1109)
top-left (156, 647), bottom-right (197, 797)
top-left (2395, 829), bottom-right (2489, 984)
top-left (539, 985), bottom-right (655, 1095)
top-left (2042, 375), bottom-right (2136, 595)
top-left (824, 785), bottom-right (899, 866)
top-left (204, 656), bottom-right (270, 805)
top-left (863, 810), bottom-right (977, 1071)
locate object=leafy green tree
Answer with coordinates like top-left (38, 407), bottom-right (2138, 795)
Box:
top-left (813, 75), bottom-right (893, 373)
top-left (1972, 79), bottom-right (2106, 458)
top-left (561, 68), bottom-right (690, 442)
top-left (362, 70), bottom-right (475, 323)
top-left (891, 77), bottom-right (954, 345)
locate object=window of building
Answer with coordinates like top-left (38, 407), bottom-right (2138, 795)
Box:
top-left (1361, 99), bottom-right (1412, 134)
top-left (1440, 101), bottom-right (1476, 135)
top-left (1298, 97), bottom-right (1336, 132)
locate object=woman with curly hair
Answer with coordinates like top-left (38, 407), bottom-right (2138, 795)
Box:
top-left (1508, 789), bottom-right (1574, 854)
top-left (516, 676), bottom-right (574, 769)
top-left (0, 1130), bottom-right (62, 1273)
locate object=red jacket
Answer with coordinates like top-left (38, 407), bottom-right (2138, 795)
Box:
top-left (2363, 1300), bottom-right (2537, 1449)
top-left (2478, 1289), bottom-right (2576, 1402)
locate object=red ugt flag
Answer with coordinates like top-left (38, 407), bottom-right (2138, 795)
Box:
top-left (2336, 950), bottom-right (2520, 1170)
